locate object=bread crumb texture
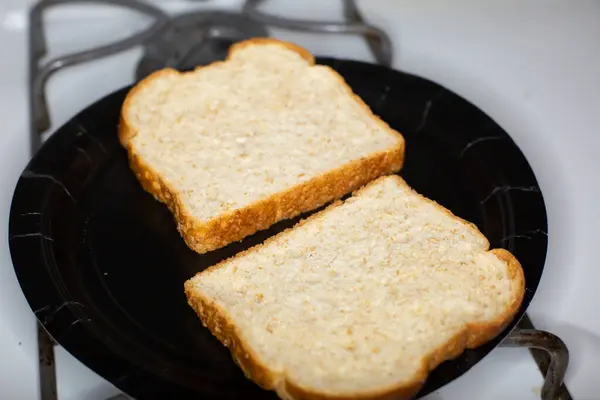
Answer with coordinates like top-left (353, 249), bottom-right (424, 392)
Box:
top-left (120, 38), bottom-right (404, 253)
top-left (185, 175), bottom-right (525, 400)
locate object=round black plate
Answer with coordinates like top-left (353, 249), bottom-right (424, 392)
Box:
top-left (9, 58), bottom-right (547, 399)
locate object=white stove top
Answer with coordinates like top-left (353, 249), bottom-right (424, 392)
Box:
top-left (1, 0), bottom-right (599, 399)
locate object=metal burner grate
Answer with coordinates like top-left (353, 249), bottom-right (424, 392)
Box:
top-left (28, 1), bottom-right (571, 399)
top-left (29, 0), bottom-right (170, 155)
top-left (135, 11), bottom-right (269, 81)
top-left (500, 314), bottom-right (571, 400)
top-left (243, 0), bottom-right (392, 67)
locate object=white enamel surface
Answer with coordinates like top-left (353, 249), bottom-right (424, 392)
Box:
top-left (0, 0), bottom-right (597, 399)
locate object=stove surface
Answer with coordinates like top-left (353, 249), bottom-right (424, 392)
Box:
top-left (0, 1), bottom-right (599, 399)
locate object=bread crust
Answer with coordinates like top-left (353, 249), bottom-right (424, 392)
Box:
top-left (184, 175), bottom-right (526, 400)
top-left (119, 38), bottom-right (405, 254)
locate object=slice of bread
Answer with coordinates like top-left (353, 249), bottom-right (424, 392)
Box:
top-left (119, 38), bottom-right (404, 254)
top-left (184, 175), bottom-right (525, 400)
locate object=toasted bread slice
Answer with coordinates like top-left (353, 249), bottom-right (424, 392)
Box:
top-left (119, 38), bottom-right (404, 254)
top-left (184, 175), bottom-right (525, 400)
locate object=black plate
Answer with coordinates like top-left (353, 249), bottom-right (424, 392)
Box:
top-left (8, 58), bottom-right (547, 399)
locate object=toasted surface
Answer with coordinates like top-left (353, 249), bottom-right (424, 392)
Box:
top-left (119, 38), bottom-right (404, 254)
top-left (184, 175), bottom-right (525, 400)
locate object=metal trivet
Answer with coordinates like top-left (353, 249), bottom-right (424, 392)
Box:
top-left (27, 1), bottom-right (571, 399)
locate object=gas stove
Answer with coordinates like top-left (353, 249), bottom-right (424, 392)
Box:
top-left (1, 1), bottom-right (599, 399)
